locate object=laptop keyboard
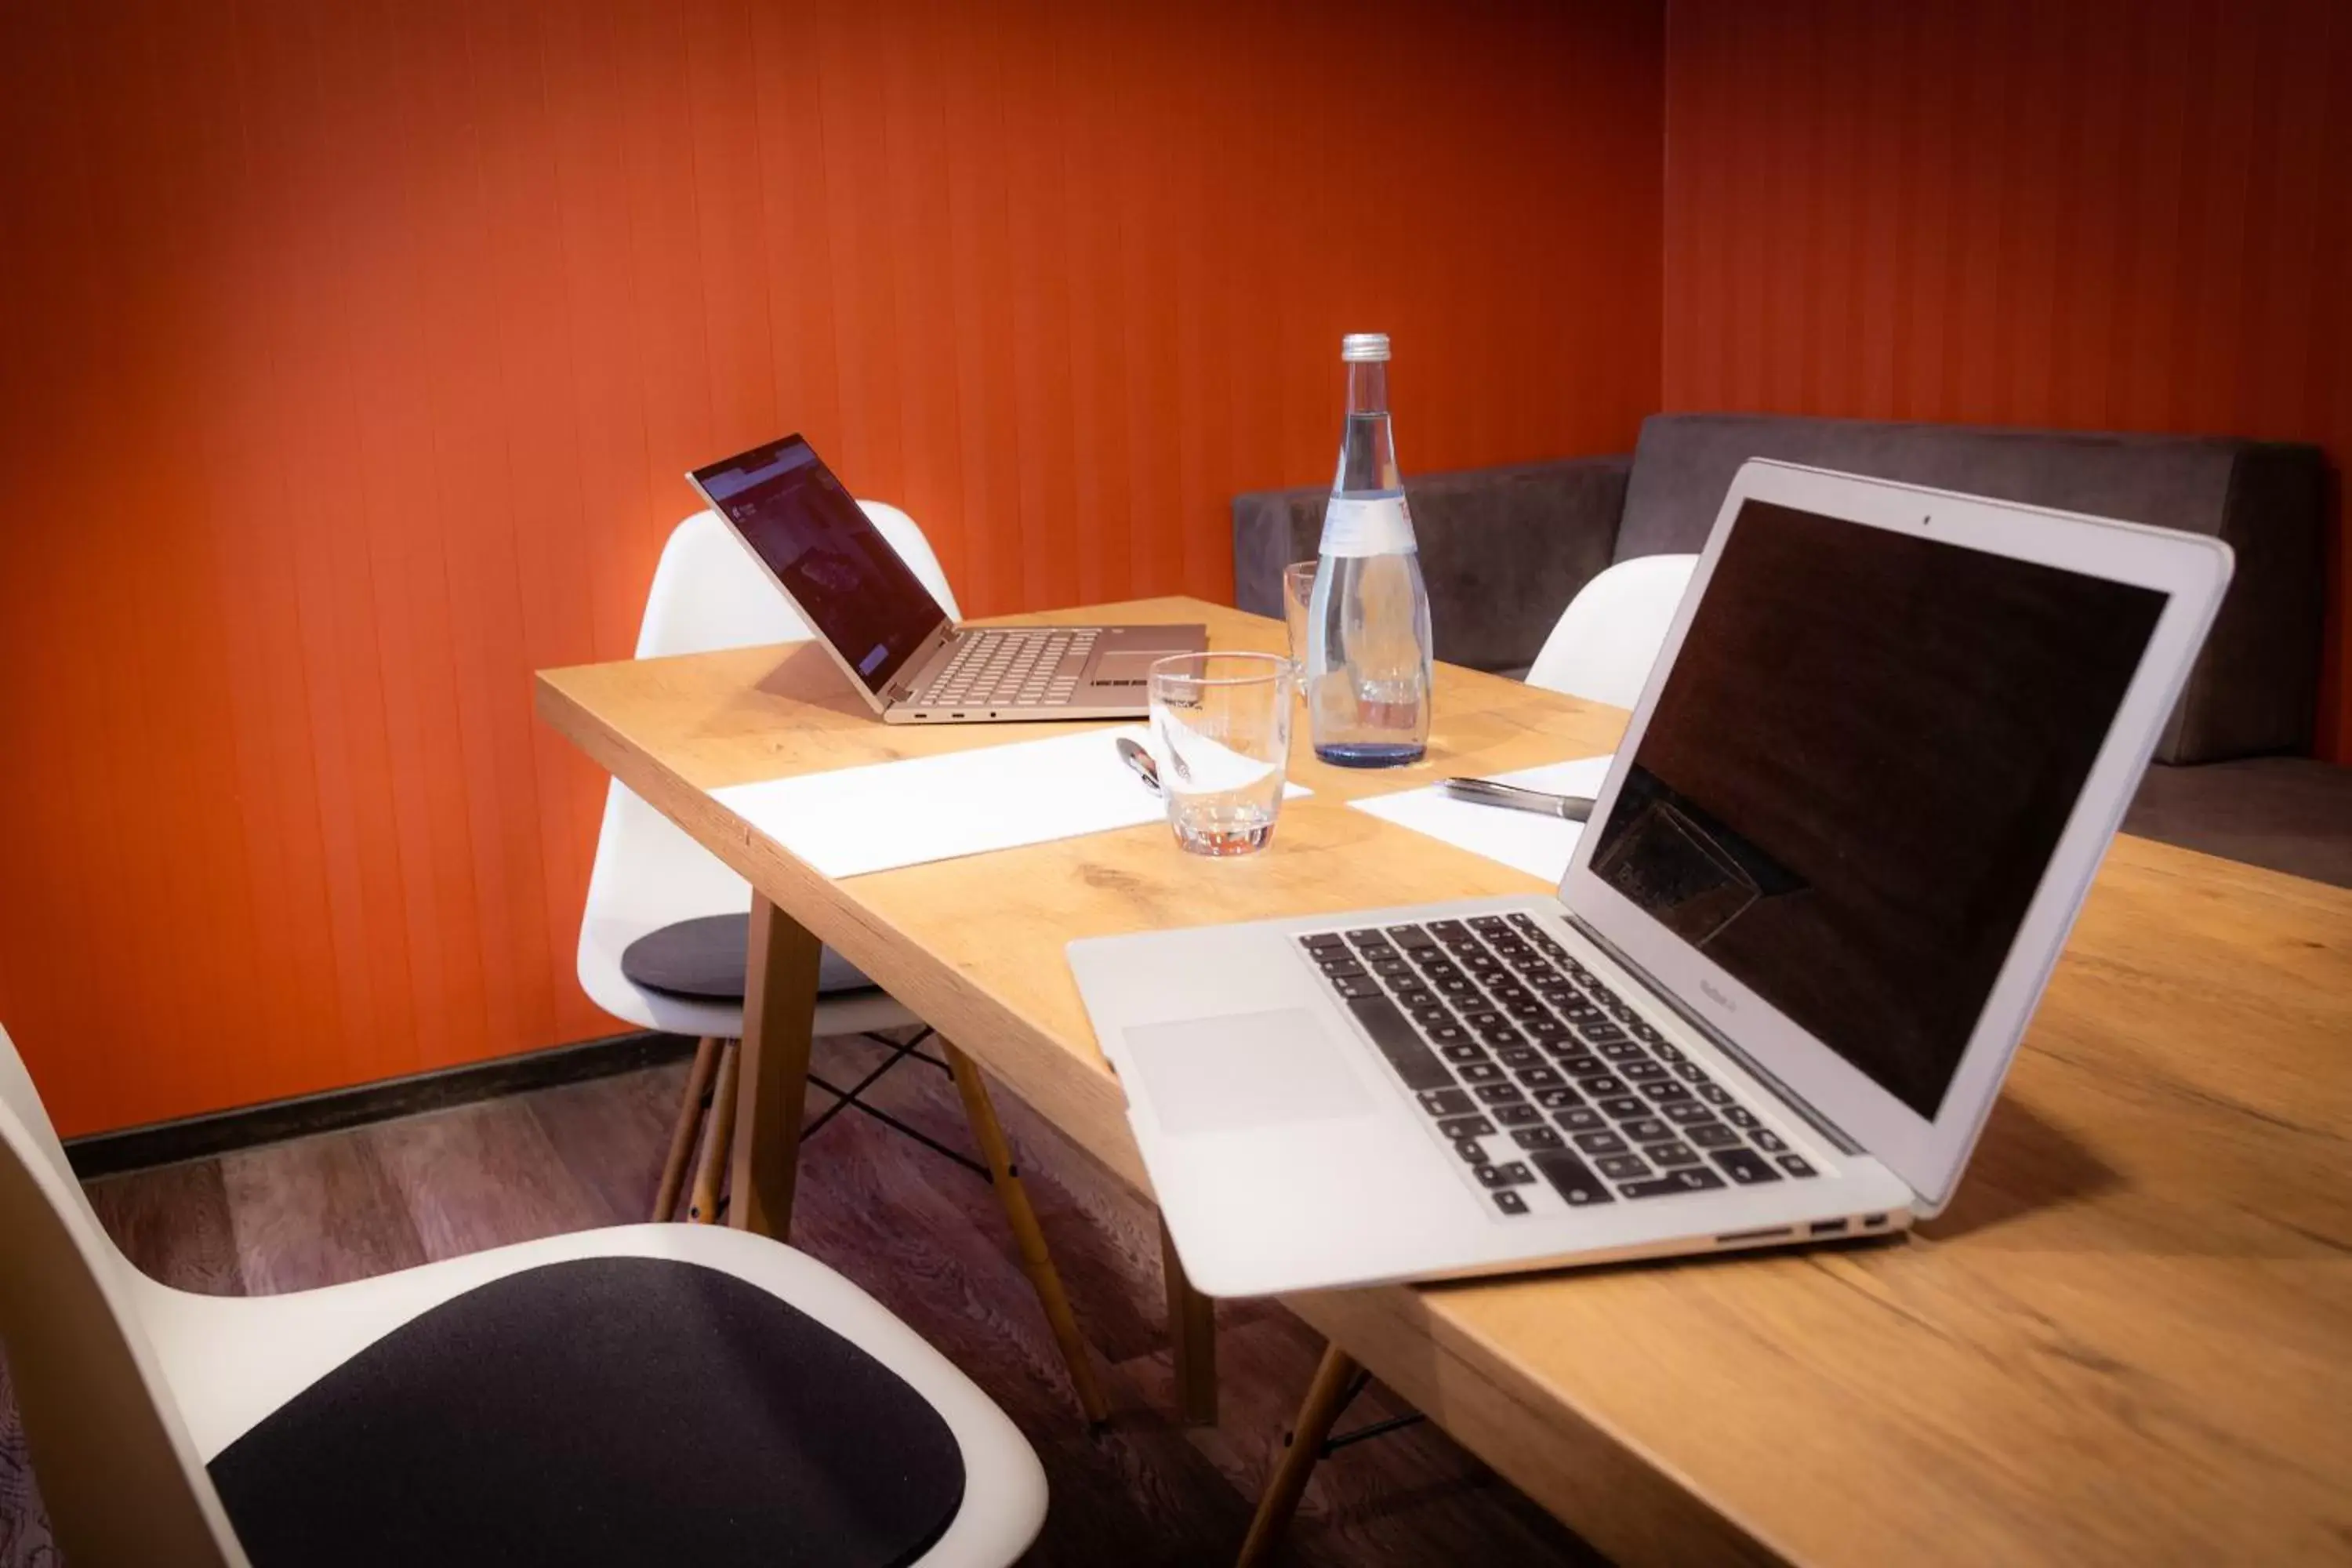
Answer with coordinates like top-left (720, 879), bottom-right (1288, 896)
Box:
top-left (918, 628), bottom-right (1097, 709)
top-left (1296, 913), bottom-right (1820, 1219)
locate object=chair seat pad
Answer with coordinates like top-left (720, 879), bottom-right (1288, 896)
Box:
top-left (620, 913), bottom-right (877, 1001)
top-left (209, 1257), bottom-right (967, 1568)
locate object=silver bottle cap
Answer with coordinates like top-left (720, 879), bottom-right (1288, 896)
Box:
top-left (1341, 333), bottom-right (1391, 362)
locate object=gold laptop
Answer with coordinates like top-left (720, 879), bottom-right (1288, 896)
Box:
top-left (688, 434), bottom-right (1204, 724)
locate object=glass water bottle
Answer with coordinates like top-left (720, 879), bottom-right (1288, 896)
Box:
top-left (1305, 333), bottom-right (1434, 766)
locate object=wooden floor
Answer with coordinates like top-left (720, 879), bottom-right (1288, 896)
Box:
top-left (2, 1029), bottom-right (1600, 1566)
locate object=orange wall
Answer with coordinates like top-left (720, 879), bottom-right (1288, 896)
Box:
top-left (1662, 0), bottom-right (2352, 761)
top-left (0, 1), bottom-right (1664, 1134)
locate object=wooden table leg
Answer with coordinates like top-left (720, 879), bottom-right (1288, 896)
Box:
top-left (1236, 1341), bottom-right (1360, 1568)
top-left (946, 1041), bottom-right (1112, 1425)
top-left (728, 896), bottom-right (822, 1240)
top-left (1161, 1210), bottom-right (1219, 1426)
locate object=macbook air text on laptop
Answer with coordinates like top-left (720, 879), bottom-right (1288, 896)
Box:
top-left (688, 434), bottom-right (1205, 723)
top-left (1069, 459), bottom-right (2232, 1297)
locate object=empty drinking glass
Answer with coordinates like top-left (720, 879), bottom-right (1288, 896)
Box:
top-left (1282, 561), bottom-right (1318, 677)
top-left (1148, 652), bottom-right (1294, 856)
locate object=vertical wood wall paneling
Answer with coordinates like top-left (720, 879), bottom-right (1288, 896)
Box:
top-left (0, 0), bottom-right (1665, 1135)
top-left (1662, 0), bottom-right (2352, 761)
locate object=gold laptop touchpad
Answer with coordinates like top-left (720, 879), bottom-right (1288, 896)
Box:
top-left (1087, 650), bottom-right (1163, 688)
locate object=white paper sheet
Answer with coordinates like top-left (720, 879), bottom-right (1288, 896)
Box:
top-left (1348, 754), bottom-right (1617, 884)
top-left (713, 725), bottom-right (1305, 880)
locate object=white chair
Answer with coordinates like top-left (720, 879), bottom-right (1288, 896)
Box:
top-left (583, 506), bottom-right (1108, 1421)
top-left (579, 505), bottom-right (956, 1220)
top-left (579, 502), bottom-right (954, 1058)
top-left (0, 1022), bottom-right (1047, 1567)
top-left (1523, 554), bottom-right (1700, 709)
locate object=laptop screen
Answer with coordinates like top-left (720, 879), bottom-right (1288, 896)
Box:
top-left (690, 436), bottom-right (946, 698)
top-left (1587, 499), bottom-right (2167, 1121)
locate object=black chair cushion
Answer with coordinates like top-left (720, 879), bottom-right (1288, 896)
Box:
top-left (209, 1256), bottom-right (967, 1568)
top-left (620, 913), bottom-right (878, 1002)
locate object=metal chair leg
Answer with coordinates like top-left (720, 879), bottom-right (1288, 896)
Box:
top-left (802, 1026), bottom-right (989, 1175)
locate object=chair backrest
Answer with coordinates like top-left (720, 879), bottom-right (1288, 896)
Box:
top-left (1523, 554), bottom-right (1700, 710)
top-left (0, 1025), bottom-right (246, 1566)
top-left (636, 503), bottom-right (962, 659)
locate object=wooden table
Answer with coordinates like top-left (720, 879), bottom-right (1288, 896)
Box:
top-left (539, 595), bottom-right (2352, 1566)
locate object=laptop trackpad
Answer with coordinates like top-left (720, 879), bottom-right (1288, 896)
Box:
top-left (1087, 649), bottom-right (1164, 687)
top-left (1124, 1010), bottom-right (1375, 1138)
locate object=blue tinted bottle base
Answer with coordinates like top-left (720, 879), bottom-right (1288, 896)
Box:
top-left (1314, 742), bottom-right (1426, 768)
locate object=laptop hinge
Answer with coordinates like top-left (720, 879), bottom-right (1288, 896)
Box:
top-left (1565, 913), bottom-right (1866, 1160)
top-left (889, 622), bottom-right (960, 704)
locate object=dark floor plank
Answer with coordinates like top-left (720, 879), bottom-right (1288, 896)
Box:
top-left (784, 1097), bottom-right (1265, 1565)
top-left (219, 1128), bottom-right (428, 1293)
top-left (792, 1080), bottom-right (1100, 1425)
top-left (1131, 1308), bottom-right (1602, 1567)
top-left (808, 1032), bottom-right (1191, 1364)
top-left (982, 1055), bottom-right (1287, 1350)
top-left (528, 1058), bottom-right (689, 1225)
top-left (366, 1098), bottom-right (608, 1261)
top-left (85, 1157), bottom-right (245, 1296)
top-left (793, 1038), bottom-right (1596, 1564)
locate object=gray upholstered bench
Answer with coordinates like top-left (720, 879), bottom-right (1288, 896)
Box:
top-left (1234, 412), bottom-right (2349, 887)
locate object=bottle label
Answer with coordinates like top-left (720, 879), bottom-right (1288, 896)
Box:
top-left (1319, 495), bottom-right (1417, 557)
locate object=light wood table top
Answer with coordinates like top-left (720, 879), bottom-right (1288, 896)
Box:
top-left (539, 595), bottom-right (2352, 1567)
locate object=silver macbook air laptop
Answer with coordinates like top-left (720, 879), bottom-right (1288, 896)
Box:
top-left (1069, 459), bottom-right (2232, 1298)
top-left (688, 434), bottom-right (1205, 723)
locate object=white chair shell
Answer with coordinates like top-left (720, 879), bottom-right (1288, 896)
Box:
top-left (1523, 554), bottom-right (1700, 710)
top-left (0, 1022), bottom-right (1047, 1566)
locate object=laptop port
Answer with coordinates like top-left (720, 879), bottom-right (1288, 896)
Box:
top-left (1808, 1219), bottom-right (1849, 1236)
top-left (1715, 1226), bottom-right (1794, 1245)
top-left (1861, 1212), bottom-right (1889, 1229)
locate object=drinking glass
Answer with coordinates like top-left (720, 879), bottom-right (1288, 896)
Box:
top-left (1147, 652), bottom-right (1294, 856)
top-left (1281, 560), bottom-right (1319, 677)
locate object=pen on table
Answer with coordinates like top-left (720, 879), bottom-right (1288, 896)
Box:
top-left (1436, 777), bottom-right (1594, 822)
top-left (1116, 736), bottom-right (1163, 796)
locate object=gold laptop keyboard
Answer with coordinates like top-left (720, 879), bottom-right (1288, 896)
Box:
top-left (918, 627), bottom-right (1098, 708)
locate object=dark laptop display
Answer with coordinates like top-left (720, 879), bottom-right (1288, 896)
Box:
top-left (1590, 499), bottom-right (2168, 1120)
top-left (689, 435), bottom-right (943, 697)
